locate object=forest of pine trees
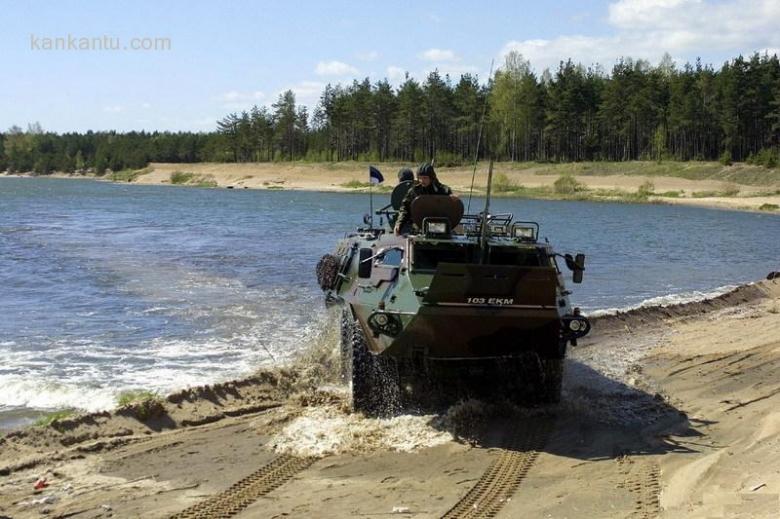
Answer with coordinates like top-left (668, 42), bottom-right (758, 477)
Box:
top-left (2, 52), bottom-right (780, 175)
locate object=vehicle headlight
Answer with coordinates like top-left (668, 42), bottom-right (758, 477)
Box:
top-left (513, 226), bottom-right (536, 240)
top-left (425, 221), bottom-right (448, 234)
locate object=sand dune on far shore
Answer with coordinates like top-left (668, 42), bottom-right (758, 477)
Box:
top-left (134, 162), bottom-right (780, 213)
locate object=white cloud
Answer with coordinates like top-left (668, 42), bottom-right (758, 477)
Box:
top-left (417, 49), bottom-right (459, 61)
top-left (419, 48), bottom-right (458, 62)
top-left (103, 105), bottom-right (123, 113)
top-left (500, 0), bottom-right (780, 72)
top-left (216, 90), bottom-right (266, 110)
top-left (608, 0), bottom-right (698, 29)
top-left (356, 50), bottom-right (379, 62)
top-left (281, 80), bottom-right (327, 107)
top-left (315, 60), bottom-right (359, 76)
top-left (219, 90), bottom-right (265, 103)
top-left (386, 66), bottom-right (407, 83)
top-left (141, 102), bottom-right (151, 109)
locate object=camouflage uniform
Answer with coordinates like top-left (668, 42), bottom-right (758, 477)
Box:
top-left (395, 177), bottom-right (452, 233)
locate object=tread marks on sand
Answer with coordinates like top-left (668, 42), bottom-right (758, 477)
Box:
top-left (168, 454), bottom-right (315, 519)
top-left (441, 417), bottom-right (555, 519)
top-left (618, 457), bottom-right (661, 519)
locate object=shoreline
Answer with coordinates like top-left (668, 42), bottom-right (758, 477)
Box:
top-left (3, 160), bottom-right (780, 215)
top-left (1, 276), bottom-right (778, 518)
top-left (0, 277), bottom-right (771, 435)
top-left (0, 280), bottom-right (769, 432)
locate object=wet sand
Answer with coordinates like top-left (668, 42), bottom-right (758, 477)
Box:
top-left (1, 279), bottom-right (779, 518)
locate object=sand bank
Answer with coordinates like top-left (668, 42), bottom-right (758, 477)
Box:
top-left (1, 277), bottom-right (779, 518)
top-left (7, 161), bottom-right (780, 214)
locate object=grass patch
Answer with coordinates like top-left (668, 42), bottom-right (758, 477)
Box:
top-left (194, 176), bottom-right (218, 188)
top-left (170, 171), bottom-right (217, 188)
top-left (170, 171), bottom-right (195, 184)
top-left (634, 180), bottom-right (655, 200)
top-left (109, 169), bottom-right (141, 182)
top-left (493, 173), bottom-right (519, 193)
top-left (117, 389), bottom-right (160, 407)
top-left (341, 180), bottom-right (372, 189)
top-left (759, 203), bottom-right (779, 211)
top-left (691, 186), bottom-right (740, 198)
top-left (34, 409), bottom-right (75, 428)
top-left (117, 389), bottom-right (165, 421)
top-left (504, 160), bottom-right (780, 186)
top-left (553, 173), bottom-right (587, 195)
top-left (657, 190), bottom-right (684, 198)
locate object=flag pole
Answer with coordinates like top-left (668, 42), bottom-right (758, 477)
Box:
top-left (369, 179), bottom-right (374, 229)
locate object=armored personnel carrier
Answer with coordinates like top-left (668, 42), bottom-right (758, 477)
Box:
top-left (316, 168), bottom-right (590, 415)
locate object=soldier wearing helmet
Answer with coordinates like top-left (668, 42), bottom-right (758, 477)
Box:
top-left (394, 163), bottom-right (456, 235)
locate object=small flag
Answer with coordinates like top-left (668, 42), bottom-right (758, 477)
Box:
top-left (369, 166), bottom-right (384, 184)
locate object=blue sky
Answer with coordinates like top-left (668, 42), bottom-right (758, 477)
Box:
top-left (1, 0), bottom-right (778, 132)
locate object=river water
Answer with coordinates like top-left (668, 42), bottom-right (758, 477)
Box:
top-left (1, 177), bottom-right (779, 427)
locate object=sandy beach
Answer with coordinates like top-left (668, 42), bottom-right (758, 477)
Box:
top-left (1, 277), bottom-right (779, 518)
top-left (10, 161), bottom-right (778, 214)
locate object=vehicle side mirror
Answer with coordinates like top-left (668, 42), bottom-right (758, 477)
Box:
top-left (564, 254), bottom-right (576, 271)
top-left (573, 253), bottom-right (585, 283)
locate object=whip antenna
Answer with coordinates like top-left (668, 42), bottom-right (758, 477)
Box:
top-left (467, 59), bottom-right (495, 213)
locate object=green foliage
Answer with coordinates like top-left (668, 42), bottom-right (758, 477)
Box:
top-left (691, 185), bottom-right (739, 197)
top-left (493, 173), bottom-right (519, 193)
top-left (117, 390), bottom-right (165, 421)
top-left (719, 150), bottom-right (733, 166)
top-left (3, 53), bottom-right (780, 168)
top-left (170, 171), bottom-right (195, 184)
top-left (637, 180), bottom-right (655, 198)
top-left (657, 190), bottom-right (684, 198)
top-left (759, 203), bottom-right (779, 211)
top-left (341, 180), bottom-right (372, 188)
top-left (34, 409), bottom-right (75, 428)
top-left (747, 148), bottom-right (779, 169)
top-left (110, 169), bottom-right (140, 182)
top-left (553, 173), bottom-right (586, 194)
top-left (194, 176), bottom-right (218, 188)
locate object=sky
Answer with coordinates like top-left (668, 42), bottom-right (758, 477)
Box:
top-left (1, 0), bottom-right (779, 133)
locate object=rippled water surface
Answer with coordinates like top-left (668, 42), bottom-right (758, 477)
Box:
top-left (1, 177), bottom-right (779, 423)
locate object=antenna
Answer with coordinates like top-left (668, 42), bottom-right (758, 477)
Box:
top-left (467, 59), bottom-right (495, 214)
top-left (479, 159), bottom-right (494, 263)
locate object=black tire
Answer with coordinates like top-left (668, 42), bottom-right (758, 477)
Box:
top-left (339, 308), bottom-right (353, 384)
top-left (538, 358), bottom-right (564, 404)
top-left (349, 315), bottom-right (401, 417)
top-left (357, 248), bottom-right (372, 278)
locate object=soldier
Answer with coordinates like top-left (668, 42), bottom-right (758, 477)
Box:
top-left (397, 167), bottom-right (414, 183)
top-left (394, 163), bottom-right (456, 235)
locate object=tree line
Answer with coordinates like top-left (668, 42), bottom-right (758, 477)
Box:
top-left (2, 51), bottom-right (779, 175)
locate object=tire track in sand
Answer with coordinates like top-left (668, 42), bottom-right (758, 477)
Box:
top-left (168, 454), bottom-right (315, 518)
top-left (441, 417), bottom-right (555, 519)
top-left (618, 456), bottom-right (661, 519)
